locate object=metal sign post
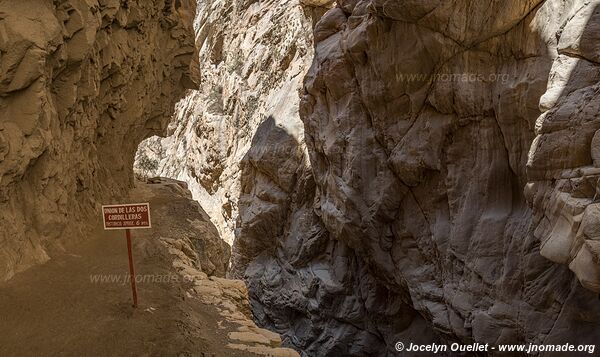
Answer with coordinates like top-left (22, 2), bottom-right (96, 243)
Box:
top-left (125, 229), bottom-right (138, 308)
top-left (102, 203), bottom-right (152, 308)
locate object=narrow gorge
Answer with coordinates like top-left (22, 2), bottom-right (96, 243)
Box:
top-left (2, 0), bottom-right (600, 356)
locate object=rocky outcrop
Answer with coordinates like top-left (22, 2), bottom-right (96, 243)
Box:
top-left (0, 0), bottom-right (197, 281)
top-left (232, 116), bottom-right (443, 355)
top-left (237, 0), bottom-right (600, 355)
top-left (144, 177), bottom-right (230, 277)
top-left (134, 1), bottom-right (434, 354)
top-left (136, 0), bottom-right (600, 355)
top-left (526, 1), bottom-right (600, 293)
top-left (131, 178), bottom-right (298, 357)
top-left (135, 0), bottom-right (328, 245)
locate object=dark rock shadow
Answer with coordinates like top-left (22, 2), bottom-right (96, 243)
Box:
top-left (298, 0), bottom-right (600, 354)
top-left (231, 116), bottom-right (444, 356)
top-left (232, 1), bottom-right (600, 356)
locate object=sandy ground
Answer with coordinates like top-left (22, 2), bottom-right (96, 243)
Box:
top-left (0, 180), bottom-right (289, 357)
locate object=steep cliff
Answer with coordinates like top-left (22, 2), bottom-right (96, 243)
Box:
top-left (135, 0), bottom-right (328, 245)
top-left (135, 1), bottom-right (434, 354)
top-left (241, 0), bottom-right (600, 355)
top-left (0, 0), bottom-right (197, 280)
top-left (134, 0), bottom-right (600, 356)
top-left (526, 1), bottom-right (600, 293)
top-left (0, 2), bottom-right (301, 352)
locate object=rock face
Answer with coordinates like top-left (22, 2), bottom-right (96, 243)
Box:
top-left (144, 177), bottom-right (230, 277)
top-left (526, 1), bottom-right (600, 293)
top-left (131, 178), bottom-right (298, 357)
top-left (135, 1), bottom-right (435, 354)
top-left (238, 0), bottom-right (600, 355)
top-left (135, 0), bottom-right (328, 245)
top-left (0, 0), bottom-right (197, 281)
top-left (140, 0), bottom-right (600, 356)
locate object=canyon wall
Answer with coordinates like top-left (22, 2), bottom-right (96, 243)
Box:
top-left (239, 0), bottom-right (600, 355)
top-left (135, 0), bottom-right (600, 355)
top-left (0, 0), bottom-right (197, 281)
top-left (136, 0), bottom-right (330, 245)
top-left (136, 0), bottom-right (441, 354)
top-left (526, 1), bottom-right (600, 293)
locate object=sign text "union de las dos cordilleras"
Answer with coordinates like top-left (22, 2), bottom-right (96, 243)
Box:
top-left (102, 203), bottom-right (151, 230)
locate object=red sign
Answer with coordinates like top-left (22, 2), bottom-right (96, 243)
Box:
top-left (102, 203), bottom-right (151, 230)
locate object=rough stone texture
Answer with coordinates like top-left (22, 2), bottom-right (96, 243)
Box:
top-left (239, 0), bottom-right (600, 355)
top-left (527, 0), bottom-right (600, 293)
top-left (0, 0), bottom-right (197, 281)
top-left (135, 0), bottom-right (328, 245)
top-left (134, 1), bottom-right (442, 354)
top-left (132, 178), bottom-right (298, 357)
top-left (137, 0), bottom-right (600, 356)
top-left (145, 177), bottom-right (230, 277)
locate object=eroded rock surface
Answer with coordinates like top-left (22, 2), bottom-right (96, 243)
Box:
top-left (134, 1), bottom-right (441, 354)
top-left (238, 0), bottom-right (600, 355)
top-left (0, 0), bottom-right (197, 281)
top-left (526, 1), bottom-right (600, 293)
top-left (135, 0), bottom-right (328, 245)
top-left (139, 0), bottom-right (600, 356)
top-left (134, 178), bottom-right (298, 357)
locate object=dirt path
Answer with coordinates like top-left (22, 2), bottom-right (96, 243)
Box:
top-left (0, 180), bottom-right (295, 357)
